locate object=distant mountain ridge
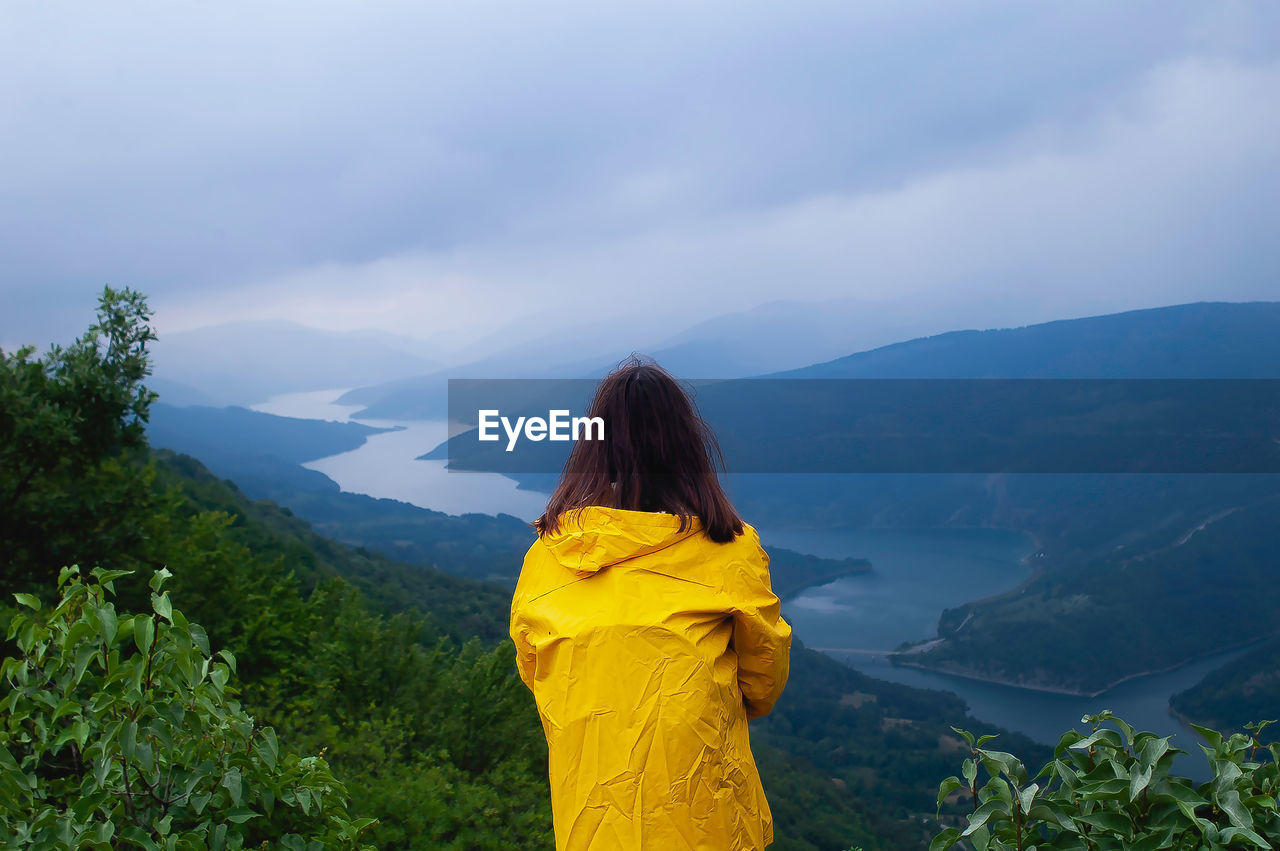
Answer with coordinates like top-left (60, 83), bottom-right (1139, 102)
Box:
top-left (341, 300), bottom-right (1280, 420)
top-left (776, 301), bottom-right (1280, 378)
top-left (334, 296), bottom-right (973, 419)
top-left (147, 402), bottom-right (399, 466)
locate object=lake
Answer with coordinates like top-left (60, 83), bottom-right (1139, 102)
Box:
top-left (250, 388), bottom-right (548, 519)
top-left (764, 525), bottom-right (1249, 780)
top-left (253, 388), bottom-right (1240, 778)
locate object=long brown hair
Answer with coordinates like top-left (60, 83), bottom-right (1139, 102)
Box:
top-left (534, 356), bottom-right (745, 543)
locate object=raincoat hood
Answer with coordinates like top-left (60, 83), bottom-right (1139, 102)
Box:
top-left (540, 505), bottom-right (705, 575)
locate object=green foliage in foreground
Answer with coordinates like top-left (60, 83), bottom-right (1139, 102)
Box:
top-left (933, 711), bottom-right (1280, 850)
top-left (1, 566), bottom-right (374, 849)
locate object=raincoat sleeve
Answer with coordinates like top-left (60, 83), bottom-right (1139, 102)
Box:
top-left (509, 548), bottom-right (538, 693)
top-left (732, 534), bottom-right (792, 721)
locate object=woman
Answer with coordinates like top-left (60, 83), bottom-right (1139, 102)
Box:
top-left (510, 358), bottom-right (792, 851)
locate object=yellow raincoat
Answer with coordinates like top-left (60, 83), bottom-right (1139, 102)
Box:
top-left (510, 505), bottom-right (792, 850)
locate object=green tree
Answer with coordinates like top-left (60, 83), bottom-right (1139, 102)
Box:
top-left (0, 564), bottom-right (376, 849)
top-left (0, 286), bottom-right (160, 592)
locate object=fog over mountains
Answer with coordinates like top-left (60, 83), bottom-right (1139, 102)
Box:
top-left (149, 319), bottom-right (446, 406)
top-left (150, 296), bottom-right (937, 406)
top-left (155, 297), bottom-right (1269, 411)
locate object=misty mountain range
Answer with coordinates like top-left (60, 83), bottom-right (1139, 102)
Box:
top-left (151, 296), bottom-right (1024, 409)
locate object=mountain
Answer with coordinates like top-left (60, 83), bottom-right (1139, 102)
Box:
top-left (643, 296), bottom-right (988, 376)
top-left (145, 376), bottom-right (231, 407)
top-left (147, 402), bottom-right (400, 465)
top-left (335, 297), bottom-right (979, 420)
top-left (150, 319), bottom-right (443, 406)
top-left (776, 301), bottom-right (1280, 378)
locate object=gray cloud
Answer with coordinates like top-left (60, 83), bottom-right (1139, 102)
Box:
top-left (2, 1), bottom-right (1277, 350)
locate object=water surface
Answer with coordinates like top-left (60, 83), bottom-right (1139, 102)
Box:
top-left (765, 525), bottom-right (1245, 780)
top-left (250, 388), bottom-right (548, 519)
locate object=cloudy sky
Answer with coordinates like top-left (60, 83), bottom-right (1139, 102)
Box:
top-left (3, 1), bottom-right (1278, 354)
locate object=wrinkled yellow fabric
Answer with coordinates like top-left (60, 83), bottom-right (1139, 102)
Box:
top-left (510, 506), bottom-right (792, 851)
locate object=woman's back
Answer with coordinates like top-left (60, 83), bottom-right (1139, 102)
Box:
top-left (511, 505), bottom-right (791, 851)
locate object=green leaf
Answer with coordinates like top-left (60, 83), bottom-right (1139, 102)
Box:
top-left (73, 640), bottom-right (97, 684)
top-left (13, 593), bottom-right (40, 610)
top-left (1129, 764), bottom-right (1153, 801)
top-left (149, 567), bottom-right (172, 593)
top-left (150, 591), bottom-right (172, 623)
top-left (189, 623), bottom-right (209, 656)
top-left (1017, 782), bottom-right (1038, 814)
top-left (1192, 724), bottom-right (1223, 750)
top-left (1218, 826), bottom-right (1271, 849)
top-left (97, 605), bottom-right (119, 646)
top-left (1216, 789), bottom-right (1252, 830)
top-left (175, 648), bottom-right (195, 687)
top-left (52, 698), bottom-right (80, 723)
top-left (1078, 810), bottom-right (1133, 834)
top-left (222, 767), bottom-right (242, 806)
top-left (1071, 728), bottom-right (1123, 752)
top-left (1107, 713), bottom-right (1136, 747)
top-left (930, 827), bottom-right (962, 851)
top-left (257, 728), bottom-right (279, 771)
top-left (134, 615), bottom-right (154, 655)
top-left (1138, 736), bottom-right (1172, 770)
top-left (977, 748), bottom-right (1024, 783)
top-left (92, 568), bottom-right (134, 590)
top-left (962, 799), bottom-right (1007, 836)
top-left (121, 720), bottom-right (137, 759)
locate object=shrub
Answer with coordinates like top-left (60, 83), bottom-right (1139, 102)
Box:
top-left (933, 710), bottom-right (1279, 850)
top-left (0, 565), bottom-right (376, 849)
